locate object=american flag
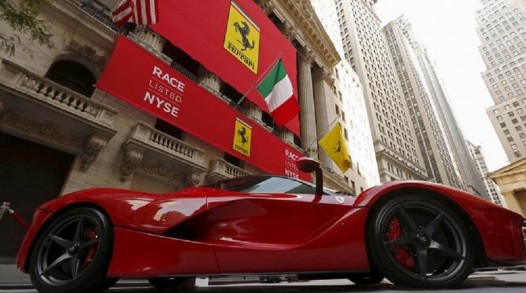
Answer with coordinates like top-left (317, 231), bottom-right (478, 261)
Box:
top-left (112, 0), bottom-right (158, 26)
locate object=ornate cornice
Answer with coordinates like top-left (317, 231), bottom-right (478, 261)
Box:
top-left (266, 0), bottom-right (340, 69)
top-left (0, 111), bottom-right (84, 151)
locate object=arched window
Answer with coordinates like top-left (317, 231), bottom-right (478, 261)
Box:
top-left (45, 60), bottom-right (96, 97)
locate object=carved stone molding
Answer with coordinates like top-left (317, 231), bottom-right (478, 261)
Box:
top-left (282, 22), bottom-right (297, 42)
top-left (184, 171), bottom-right (203, 187)
top-left (80, 133), bottom-right (110, 171)
top-left (0, 111), bottom-right (83, 150)
top-left (65, 40), bottom-right (106, 72)
top-left (139, 158), bottom-right (181, 183)
top-left (300, 47), bottom-right (315, 64)
top-left (297, 0), bottom-right (313, 21)
top-left (121, 146), bottom-right (145, 182)
top-left (312, 65), bottom-right (334, 85)
top-left (255, 0), bottom-right (274, 14)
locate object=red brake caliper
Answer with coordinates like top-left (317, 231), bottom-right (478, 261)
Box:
top-left (387, 216), bottom-right (415, 269)
top-left (83, 228), bottom-right (99, 267)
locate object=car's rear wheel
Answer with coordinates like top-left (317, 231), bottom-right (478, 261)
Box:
top-left (29, 207), bottom-right (115, 293)
top-left (148, 277), bottom-right (196, 290)
top-left (367, 194), bottom-right (474, 288)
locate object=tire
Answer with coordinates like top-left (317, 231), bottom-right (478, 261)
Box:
top-left (29, 207), bottom-right (115, 293)
top-left (148, 277), bottom-right (196, 291)
top-left (367, 194), bottom-right (474, 289)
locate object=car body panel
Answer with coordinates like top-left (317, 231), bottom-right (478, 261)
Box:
top-left (207, 192), bottom-right (367, 273)
top-left (108, 227), bottom-right (219, 277)
top-left (16, 178), bottom-right (526, 278)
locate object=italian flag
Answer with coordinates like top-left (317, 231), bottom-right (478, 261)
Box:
top-left (257, 59), bottom-right (300, 127)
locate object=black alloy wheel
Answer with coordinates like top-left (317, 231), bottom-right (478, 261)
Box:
top-left (367, 195), bottom-right (474, 288)
top-left (29, 207), bottom-right (116, 293)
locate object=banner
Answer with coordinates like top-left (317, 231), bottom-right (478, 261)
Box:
top-left (97, 36), bottom-right (308, 181)
top-left (150, 0), bottom-right (300, 136)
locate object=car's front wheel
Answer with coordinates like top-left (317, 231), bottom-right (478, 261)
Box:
top-left (367, 194), bottom-right (475, 288)
top-left (29, 207), bottom-right (116, 293)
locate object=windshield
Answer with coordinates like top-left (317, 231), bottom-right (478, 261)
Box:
top-left (209, 176), bottom-right (321, 194)
top-left (207, 176), bottom-right (339, 195)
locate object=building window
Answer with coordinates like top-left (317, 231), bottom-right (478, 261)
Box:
top-left (45, 60), bottom-right (96, 97)
top-left (224, 152), bottom-right (242, 167)
top-left (155, 119), bottom-right (183, 139)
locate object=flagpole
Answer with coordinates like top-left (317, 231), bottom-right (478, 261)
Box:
top-left (235, 50), bottom-right (285, 108)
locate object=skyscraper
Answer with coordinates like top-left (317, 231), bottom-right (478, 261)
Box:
top-left (385, 17), bottom-right (488, 198)
top-left (476, 0), bottom-right (526, 163)
top-left (384, 18), bottom-right (464, 189)
top-left (335, 0), bottom-right (427, 182)
top-left (467, 141), bottom-right (507, 206)
top-left (311, 0), bottom-right (380, 192)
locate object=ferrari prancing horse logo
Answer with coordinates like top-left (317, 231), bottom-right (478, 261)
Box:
top-left (233, 118), bottom-right (252, 156)
top-left (223, 1), bottom-right (260, 73)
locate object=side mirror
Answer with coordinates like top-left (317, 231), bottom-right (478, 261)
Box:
top-left (296, 157), bottom-right (323, 196)
top-left (296, 157), bottom-right (320, 173)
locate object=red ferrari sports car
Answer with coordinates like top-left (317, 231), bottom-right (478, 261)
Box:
top-left (16, 158), bottom-right (526, 292)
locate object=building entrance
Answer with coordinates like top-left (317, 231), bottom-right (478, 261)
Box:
top-left (0, 132), bottom-right (74, 263)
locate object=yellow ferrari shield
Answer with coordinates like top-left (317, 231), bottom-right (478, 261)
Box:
top-left (233, 118), bottom-right (252, 157)
top-left (223, 1), bottom-right (260, 74)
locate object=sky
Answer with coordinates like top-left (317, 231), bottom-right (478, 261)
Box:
top-left (375, 0), bottom-right (509, 172)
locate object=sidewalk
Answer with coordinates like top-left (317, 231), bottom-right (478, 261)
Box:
top-left (0, 264), bottom-right (151, 290)
top-left (0, 264), bottom-right (31, 289)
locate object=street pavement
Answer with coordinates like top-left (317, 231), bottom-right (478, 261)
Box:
top-left (1, 264), bottom-right (526, 292)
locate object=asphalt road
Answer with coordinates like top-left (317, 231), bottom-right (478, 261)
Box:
top-left (1, 271), bottom-right (526, 293)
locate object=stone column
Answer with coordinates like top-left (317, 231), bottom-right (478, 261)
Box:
top-left (197, 65), bottom-right (222, 96)
top-left (298, 49), bottom-right (318, 159)
top-left (130, 26), bottom-right (165, 56)
top-left (312, 66), bottom-right (335, 168)
top-left (279, 129), bottom-right (295, 146)
top-left (245, 103), bottom-right (264, 125)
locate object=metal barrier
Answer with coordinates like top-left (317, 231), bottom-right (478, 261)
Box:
top-left (0, 202), bottom-right (29, 229)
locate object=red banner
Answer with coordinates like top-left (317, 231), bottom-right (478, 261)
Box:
top-left (97, 36), bottom-right (309, 181)
top-left (150, 0), bottom-right (300, 136)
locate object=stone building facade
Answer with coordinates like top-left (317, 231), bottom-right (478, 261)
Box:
top-left (0, 0), bottom-right (361, 261)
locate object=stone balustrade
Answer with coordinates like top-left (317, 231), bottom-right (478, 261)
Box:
top-left (122, 122), bottom-right (207, 182)
top-left (0, 60), bottom-right (117, 128)
top-left (207, 158), bottom-right (250, 183)
top-left (129, 122), bottom-right (206, 165)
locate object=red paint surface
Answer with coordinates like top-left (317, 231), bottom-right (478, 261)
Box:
top-left (17, 180), bottom-right (526, 277)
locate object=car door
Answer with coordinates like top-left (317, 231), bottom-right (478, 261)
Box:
top-left (206, 177), bottom-right (357, 273)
